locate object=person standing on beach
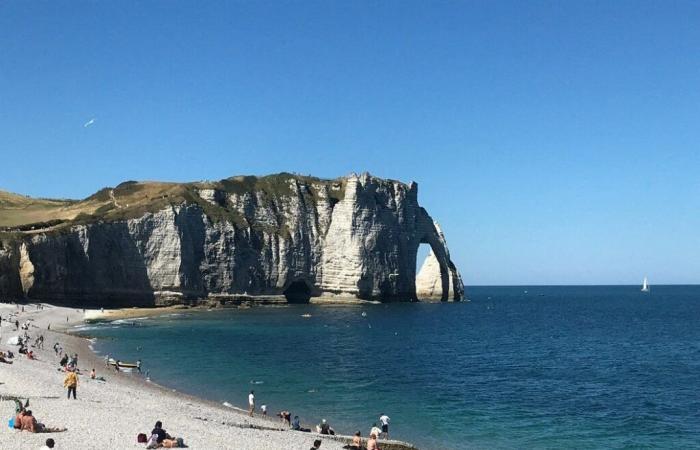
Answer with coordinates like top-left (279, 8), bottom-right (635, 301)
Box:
top-left (379, 413), bottom-right (390, 439)
top-left (248, 390), bottom-right (255, 417)
top-left (64, 369), bottom-right (78, 399)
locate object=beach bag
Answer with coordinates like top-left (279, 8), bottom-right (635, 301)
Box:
top-left (137, 432), bottom-right (148, 443)
top-left (8, 418), bottom-right (14, 429)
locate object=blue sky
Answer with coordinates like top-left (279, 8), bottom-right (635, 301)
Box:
top-left (1, 1), bottom-right (698, 285)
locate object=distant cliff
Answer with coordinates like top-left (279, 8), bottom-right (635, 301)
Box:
top-left (0, 173), bottom-right (464, 306)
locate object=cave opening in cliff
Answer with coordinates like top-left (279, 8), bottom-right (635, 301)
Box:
top-left (284, 280), bottom-right (312, 304)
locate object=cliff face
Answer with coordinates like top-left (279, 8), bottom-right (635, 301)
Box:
top-left (0, 173), bottom-right (464, 306)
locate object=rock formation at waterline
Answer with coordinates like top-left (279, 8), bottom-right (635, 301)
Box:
top-left (0, 173), bottom-right (464, 306)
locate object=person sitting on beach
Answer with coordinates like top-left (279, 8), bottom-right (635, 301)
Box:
top-left (317, 419), bottom-right (334, 435)
top-left (367, 433), bottom-right (380, 450)
top-left (350, 431), bottom-right (363, 449)
top-left (19, 410), bottom-right (66, 433)
top-left (291, 415), bottom-right (311, 432)
top-left (14, 410), bottom-right (26, 429)
top-left (59, 354), bottom-right (69, 367)
top-left (151, 421), bottom-right (169, 445)
top-left (310, 439), bottom-right (322, 450)
top-left (27, 350), bottom-right (35, 360)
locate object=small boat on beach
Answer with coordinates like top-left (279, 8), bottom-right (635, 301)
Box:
top-left (641, 276), bottom-right (650, 292)
top-left (108, 358), bottom-right (141, 373)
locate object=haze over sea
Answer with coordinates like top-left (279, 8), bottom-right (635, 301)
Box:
top-left (76, 285), bottom-right (700, 449)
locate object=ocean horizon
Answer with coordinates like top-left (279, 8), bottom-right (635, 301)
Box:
top-left (75, 285), bottom-right (700, 449)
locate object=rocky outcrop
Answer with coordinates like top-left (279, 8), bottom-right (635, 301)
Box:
top-left (0, 173), bottom-right (464, 306)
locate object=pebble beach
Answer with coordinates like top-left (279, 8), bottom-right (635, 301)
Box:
top-left (0, 303), bottom-right (354, 450)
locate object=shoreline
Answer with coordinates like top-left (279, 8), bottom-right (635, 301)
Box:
top-left (0, 302), bottom-right (418, 450)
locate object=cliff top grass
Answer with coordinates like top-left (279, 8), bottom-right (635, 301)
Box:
top-left (0, 173), bottom-right (363, 233)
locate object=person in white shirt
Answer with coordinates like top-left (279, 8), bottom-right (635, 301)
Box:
top-left (261, 404), bottom-right (267, 416)
top-left (379, 414), bottom-right (390, 439)
top-left (248, 390), bottom-right (255, 417)
top-left (370, 423), bottom-right (382, 440)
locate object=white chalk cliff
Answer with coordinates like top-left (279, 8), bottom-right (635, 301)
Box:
top-left (0, 173), bottom-right (464, 305)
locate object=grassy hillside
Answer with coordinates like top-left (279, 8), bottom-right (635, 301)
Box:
top-left (0, 173), bottom-right (350, 233)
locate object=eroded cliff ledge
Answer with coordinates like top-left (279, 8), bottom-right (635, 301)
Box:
top-left (0, 173), bottom-right (464, 306)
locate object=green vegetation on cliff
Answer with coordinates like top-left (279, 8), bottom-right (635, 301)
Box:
top-left (0, 173), bottom-right (351, 235)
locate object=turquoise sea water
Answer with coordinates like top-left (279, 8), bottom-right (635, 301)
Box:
top-left (76, 286), bottom-right (700, 449)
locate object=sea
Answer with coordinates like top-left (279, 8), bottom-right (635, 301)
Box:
top-left (74, 285), bottom-right (700, 449)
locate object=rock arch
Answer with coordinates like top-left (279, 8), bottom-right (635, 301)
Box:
top-left (412, 218), bottom-right (464, 301)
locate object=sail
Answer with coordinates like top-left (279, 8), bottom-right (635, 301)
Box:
top-left (641, 277), bottom-right (649, 292)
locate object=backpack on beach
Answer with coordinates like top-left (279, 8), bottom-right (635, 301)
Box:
top-left (137, 432), bottom-right (148, 443)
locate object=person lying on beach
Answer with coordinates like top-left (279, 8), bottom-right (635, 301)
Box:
top-left (146, 421), bottom-right (185, 448)
top-left (0, 351), bottom-right (12, 364)
top-left (19, 410), bottom-right (67, 433)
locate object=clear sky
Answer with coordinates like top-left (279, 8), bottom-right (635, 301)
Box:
top-left (1, 1), bottom-right (698, 285)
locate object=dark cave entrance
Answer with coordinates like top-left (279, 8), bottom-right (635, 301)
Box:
top-left (284, 280), bottom-right (312, 304)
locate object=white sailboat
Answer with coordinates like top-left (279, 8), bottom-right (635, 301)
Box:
top-left (641, 276), bottom-right (650, 292)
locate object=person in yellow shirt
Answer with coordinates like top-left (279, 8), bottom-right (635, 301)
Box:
top-left (64, 369), bottom-right (78, 399)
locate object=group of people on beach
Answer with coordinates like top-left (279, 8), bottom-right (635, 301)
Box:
top-left (141, 420), bottom-right (185, 448)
